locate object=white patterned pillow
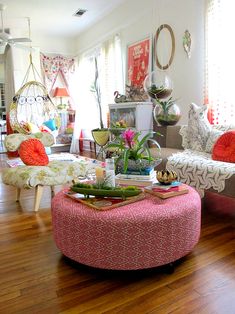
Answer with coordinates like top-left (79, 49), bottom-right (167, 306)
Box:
top-left (187, 103), bottom-right (212, 151)
top-left (205, 129), bottom-right (223, 153)
top-left (179, 125), bottom-right (190, 149)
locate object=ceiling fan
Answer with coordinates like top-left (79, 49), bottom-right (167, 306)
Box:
top-left (0, 3), bottom-right (32, 53)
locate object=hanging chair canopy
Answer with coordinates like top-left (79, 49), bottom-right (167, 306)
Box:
top-left (10, 80), bottom-right (60, 134)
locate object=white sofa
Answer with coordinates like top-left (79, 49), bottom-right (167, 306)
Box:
top-left (153, 124), bottom-right (235, 199)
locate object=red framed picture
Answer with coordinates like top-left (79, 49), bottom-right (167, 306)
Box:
top-left (127, 37), bottom-right (151, 86)
top-left (126, 37), bottom-right (152, 100)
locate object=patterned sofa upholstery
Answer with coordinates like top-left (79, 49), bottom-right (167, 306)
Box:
top-left (2, 133), bottom-right (97, 211)
top-left (152, 125), bottom-right (235, 199)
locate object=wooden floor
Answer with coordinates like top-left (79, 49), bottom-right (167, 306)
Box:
top-left (0, 153), bottom-right (235, 313)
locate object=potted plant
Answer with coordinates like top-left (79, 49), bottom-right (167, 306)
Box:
top-left (153, 97), bottom-right (181, 126)
top-left (91, 57), bottom-right (110, 148)
top-left (106, 129), bottom-right (162, 173)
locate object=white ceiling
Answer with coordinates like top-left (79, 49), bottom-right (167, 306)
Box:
top-left (1, 0), bottom-right (125, 38)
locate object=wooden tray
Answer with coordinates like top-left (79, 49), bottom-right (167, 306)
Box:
top-left (65, 191), bottom-right (145, 211)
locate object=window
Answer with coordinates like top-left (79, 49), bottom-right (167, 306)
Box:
top-left (205, 0), bottom-right (235, 125)
top-left (70, 35), bottom-right (123, 153)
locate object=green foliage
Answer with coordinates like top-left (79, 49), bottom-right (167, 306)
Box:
top-left (106, 130), bottom-right (161, 173)
top-left (72, 182), bottom-right (139, 191)
top-left (156, 97), bottom-right (176, 115)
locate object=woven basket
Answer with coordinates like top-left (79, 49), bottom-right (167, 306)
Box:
top-left (10, 81), bottom-right (60, 134)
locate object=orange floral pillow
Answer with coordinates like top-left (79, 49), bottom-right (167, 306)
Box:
top-left (19, 139), bottom-right (49, 166)
top-left (212, 131), bottom-right (235, 163)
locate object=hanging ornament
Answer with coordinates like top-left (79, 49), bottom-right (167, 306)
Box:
top-left (183, 30), bottom-right (192, 58)
top-left (144, 70), bottom-right (173, 100)
top-left (154, 24), bottom-right (175, 70)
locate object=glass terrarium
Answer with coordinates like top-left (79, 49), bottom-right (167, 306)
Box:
top-left (144, 70), bottom-right (173, 100)
top-left (153, 98), bottom-right (181, 126)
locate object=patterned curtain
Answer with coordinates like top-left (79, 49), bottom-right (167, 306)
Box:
top-left (40, 53), bottom-right (75, 94)
top-left (205, 0), bottom-right (235, 125)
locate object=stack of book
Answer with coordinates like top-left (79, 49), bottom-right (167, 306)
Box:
top-left (115, 168), bottom-right (157, 187)
top-left (144, 181), bottom-right (189, 199)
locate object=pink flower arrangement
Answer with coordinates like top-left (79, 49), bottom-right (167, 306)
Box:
top-left (122, 129), bottom-right (135, 149)
top-left (107, 128), bottom-right (160, 173)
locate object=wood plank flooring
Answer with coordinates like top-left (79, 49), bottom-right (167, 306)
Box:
top-left (0, 153), bottom-right (235, 313)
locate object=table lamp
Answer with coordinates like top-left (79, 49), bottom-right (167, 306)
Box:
top-left (53, 87), bottom-right (70, 106)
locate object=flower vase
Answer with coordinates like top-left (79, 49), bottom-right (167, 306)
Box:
top-left (116, 158), bottom-right (162, 174)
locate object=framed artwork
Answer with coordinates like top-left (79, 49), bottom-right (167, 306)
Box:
top-left (126, 36), bottom-right (152, 101)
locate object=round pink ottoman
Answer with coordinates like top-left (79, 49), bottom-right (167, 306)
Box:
top-left (51, 186), bottom-right (201, 270)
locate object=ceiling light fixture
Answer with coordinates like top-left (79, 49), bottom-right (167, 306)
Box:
top-left (73, 9), bottom-right (87, 17)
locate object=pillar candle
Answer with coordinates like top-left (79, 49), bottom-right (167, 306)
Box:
top-left (95, 167), bottom-right (105, 184)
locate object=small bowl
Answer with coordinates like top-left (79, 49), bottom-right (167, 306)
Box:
top-left (157, 170), bottom-right (178, 185)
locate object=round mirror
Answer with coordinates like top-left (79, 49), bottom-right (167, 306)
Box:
top-left (154, 24), bottom-right (175, 70)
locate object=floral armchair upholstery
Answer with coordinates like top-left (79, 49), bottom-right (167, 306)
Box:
top-left (2, 133), bottom-right (97, 211)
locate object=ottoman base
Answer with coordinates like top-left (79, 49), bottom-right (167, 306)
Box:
top-left (52, 187), bottom-right (201, 270)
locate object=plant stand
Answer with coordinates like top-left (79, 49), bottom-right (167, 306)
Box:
top-left (92, 129), bottom-right (110, 160)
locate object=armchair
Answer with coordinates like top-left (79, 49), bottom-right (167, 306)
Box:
top-left (2, 132), bottom-right (95, 211)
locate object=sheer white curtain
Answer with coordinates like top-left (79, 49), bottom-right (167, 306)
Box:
top-left (205, 0), bottom-right (235, 124)
top-left (70, 54), bottom-right (99, 153)
top-left (70, 34), bottom-right (123, 153)
top-left (100, 34), bottom-right (124, 121)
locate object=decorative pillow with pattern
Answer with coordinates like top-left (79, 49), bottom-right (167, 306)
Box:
top-left (187, 103), bottom-right (212, 151)
top-left (179, 125), bottom-right (190, 149)
top-left (205, 128), bottom-right (223, 153)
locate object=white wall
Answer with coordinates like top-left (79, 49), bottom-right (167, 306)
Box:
top-left (75, 0), bottom-right (205, 124)
top-left (9, 27), bottom-right (75, 93)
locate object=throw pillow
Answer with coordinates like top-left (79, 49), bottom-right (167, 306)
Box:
top-left (212, 131), bottom-right (235, 163)
top-left (187, 103), bottom-right (212, 151)
top-left (179, 125), bottom-right (190, 149)
top-left (27, 122), bottom-right (41, 134)
top-left (43, 119), bottom-right (57, 131)
top-left (19, 138), bottom-right (49, 166)
top-left (39, 125), bottom-right (51, 133)
top-left (205, 128), bottom-right (223, 153)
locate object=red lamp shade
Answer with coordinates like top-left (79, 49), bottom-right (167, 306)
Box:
top-left (53, 87), bottom-right (69, 97)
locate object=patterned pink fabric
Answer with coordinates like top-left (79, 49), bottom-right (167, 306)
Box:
top-left (51, 186), bottom-right (201, 270)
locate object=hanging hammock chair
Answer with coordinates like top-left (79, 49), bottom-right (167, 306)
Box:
top-left (9, 54), bottom-right (60, 134)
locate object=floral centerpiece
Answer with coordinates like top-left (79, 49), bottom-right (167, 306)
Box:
top-left (106, 129), bottom-right (162, 173)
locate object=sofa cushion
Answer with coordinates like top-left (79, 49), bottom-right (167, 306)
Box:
top-left (2, 160), bottom-right (99, 189)
top-left (152, 147), bottom-right (184, 170)
top-left (179, 125), bottom-right (189, 149)
top-left (4, 132), bottom-right (55, 151)
top-left (43, 119), bottom-right (57, 131)
top-left (212, 131), bottom-right (235, 163)
top-left (186, 103), bottom-right (212, 151)
top-left (205, 128), bottom-right (223, 153)
top-left (167, 150), bottom-right (235, 197)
